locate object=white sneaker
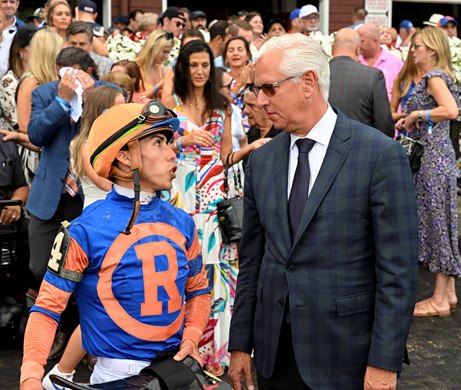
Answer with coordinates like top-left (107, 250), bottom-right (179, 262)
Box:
top-left (42, 363), bottom-right (74, 390)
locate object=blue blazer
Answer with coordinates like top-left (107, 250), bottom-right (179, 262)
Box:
top-left (26, 80), bottom-right (112, 220)
top-left (229, 110), bottom-right (419, 389)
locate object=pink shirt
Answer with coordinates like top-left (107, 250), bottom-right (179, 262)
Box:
top-left (359, 48), bottom-right (403, 102)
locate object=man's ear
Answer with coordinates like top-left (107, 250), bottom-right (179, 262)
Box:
top-left (115, 149), bottom-right (131, 171)
top-left (86, 67), bottom-right (93, 76)
top-left (302, 70), bottom-right (316, 91)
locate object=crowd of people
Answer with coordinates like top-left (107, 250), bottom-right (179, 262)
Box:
top-left (0, 1), bottom-right (459, 389)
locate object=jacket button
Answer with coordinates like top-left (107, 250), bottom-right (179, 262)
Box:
top-left (287, 264), bottom-right (296, 272)
top-left (278, 298), bottom-right (284, 307)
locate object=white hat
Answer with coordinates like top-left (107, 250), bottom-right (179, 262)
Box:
top-left (299, 4), bottom-right (319, 19)
top-left (423, 13), bottom-right (444, 27)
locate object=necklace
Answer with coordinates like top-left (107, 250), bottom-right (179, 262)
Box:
top-left (188, 100), bottom-right (204, 112)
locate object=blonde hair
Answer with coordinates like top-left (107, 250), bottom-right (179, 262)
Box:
top-left (135, 29), bottom-right (173, 76)
top-left (418, 26), bottom-right (455, 81)
top-left (71, 86), bottom-right (123, 177)
top-left (101, 72), bottom-right (135, 102)
top-left (46, 0), bottom-right (72, 28)
top-left (27, 29), bottom-right (63, 85)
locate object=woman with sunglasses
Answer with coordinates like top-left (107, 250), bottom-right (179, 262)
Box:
top-left (163, 40), bottom-right (265, 377)
top-left (135, 30), bottom-right (174, 100)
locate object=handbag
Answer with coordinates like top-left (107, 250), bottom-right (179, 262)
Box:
top-left (397, 134), bottom-right (424, 173)
top-left (217, 154), bottom-right (244, 244)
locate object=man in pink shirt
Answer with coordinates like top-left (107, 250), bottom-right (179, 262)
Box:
top-left (358, 23), bottom-right (403, 101)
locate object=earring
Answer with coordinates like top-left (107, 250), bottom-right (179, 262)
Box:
top-left (19, 53), bottom-right (23, 59)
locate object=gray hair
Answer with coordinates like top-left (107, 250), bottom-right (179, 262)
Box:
top-left (137, 13), bottom-right (158, 32)
top-left (258, 33), bottom-right (330, 100)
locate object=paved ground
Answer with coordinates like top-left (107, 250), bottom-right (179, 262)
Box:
top-left (1, 266), bottom-right (460, 389)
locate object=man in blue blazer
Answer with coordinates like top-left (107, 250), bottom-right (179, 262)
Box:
top-left (26, 47), bottom-right (113, 284)
top-left (228, 34), bottom-right (419, 390)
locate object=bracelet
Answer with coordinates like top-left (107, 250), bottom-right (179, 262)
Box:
top-left (177, 136), bottom-right (183, 151)
top-left (426, 109), bottom-right (433, 134)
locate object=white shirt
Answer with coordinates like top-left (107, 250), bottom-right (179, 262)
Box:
top-left (287, 105), bottom-right (337, 199)
top-left (0, 31), bottom-right (14, 78)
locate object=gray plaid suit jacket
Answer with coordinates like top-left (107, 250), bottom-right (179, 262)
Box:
top-left (329, 56), bottom-right (395, 138)
top-left (229, 110), bottom-right (419, 389)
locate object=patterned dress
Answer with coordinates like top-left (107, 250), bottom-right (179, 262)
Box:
top-left (161, 95), bottom-right (238, 369)
top-left (404, 69), bottom-right (461, 276)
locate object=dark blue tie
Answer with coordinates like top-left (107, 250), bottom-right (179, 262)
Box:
top-left (289, 138), bottom-right (316, 237)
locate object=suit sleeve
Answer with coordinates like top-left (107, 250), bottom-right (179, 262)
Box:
top-left (228, 150), bottom-right (266, 353)
top-left (28, 86), bottom-right (72, 147)
top-left (367, 140), bottom-right (419, 372)
top-left (372, 70), bottom-right (395, 138)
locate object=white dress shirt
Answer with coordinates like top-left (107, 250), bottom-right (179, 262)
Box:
top-left (287, 105), bottom-right (337, 199)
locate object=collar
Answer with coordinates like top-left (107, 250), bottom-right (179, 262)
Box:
top-left (113, 184), bottom-right (157, 205)
top-left (290, 104), bottom-right (337, 148)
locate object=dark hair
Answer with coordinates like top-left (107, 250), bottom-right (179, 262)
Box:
top-left (66, 21), bottom-right (93, 41)
top-left (129, 9), bottom-right (144, 22)
top-left (111, 59), bottom-right (144, 92)
top-left (56, 47), bottom-right (99, 79)
top-left (8, 27), bottom-right (36, 78)
top-left (210, 20), bottom-right (229, 41)
top-left (223, 36), bottom-right (252, 63)
top-left (353, 7), bottom-right (368, 20)
top-left (180, 28), bottom-right (205, 46)
top-left (244, 11), bottom-right (261, 24)
top-left (228, 20), bottom-right (252, 37)
top-left (174, 40), bottom-right (228, 120)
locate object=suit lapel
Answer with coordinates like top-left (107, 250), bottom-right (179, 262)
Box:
top-left (291, 114), bottom-right (352, 249)
top-left (274, 133), bottom-right (292, 255)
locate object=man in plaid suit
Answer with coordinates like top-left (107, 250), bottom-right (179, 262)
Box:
top-left (228, 33), bottom-right (418, 390)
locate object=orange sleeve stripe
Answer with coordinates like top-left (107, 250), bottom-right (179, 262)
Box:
top-left (65, 238), bottom-right (89, 273)
top-left (20, 312), bottom-right (58, 384)
top-left (35, 280), bottom-right (72, 314)
top-left (187, 232), bottom-right (201, 261)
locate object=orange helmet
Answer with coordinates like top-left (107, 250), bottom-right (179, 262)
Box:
top-left (88, 101), bottom-right (178, 180)
top-left (88, 101), bottom-right (179, 234)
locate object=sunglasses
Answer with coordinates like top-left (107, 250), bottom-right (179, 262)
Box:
top-left (250, 76), bottom-right (296, 97)
top-left (412, 43), bottom-right (424, 49)
top-left (176, 21), bottom-right (186, 28)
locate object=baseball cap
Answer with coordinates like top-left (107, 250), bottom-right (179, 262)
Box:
top-left (423, 13), bottom-right (444, 27)
top-left (93, 26), bottom-right (105, 37)
top-left (191, 10), bottom-right (207, 20)
top-left (78, 0), bottom-right (97, 14)
top-left (289, 8), bottom-right (300, 21)
top-left (299, 4), bottom-right (319, 19)
top-left (27, 8), bottom-right (44, 22)
top-left (113, 15), bottom-right (129, 26)
top-left (399, 20), bottom-right (413, 31)
top-left (439, 16), bottom-right (458, 27)
top-left (161, 6), bottom-right (184, 22)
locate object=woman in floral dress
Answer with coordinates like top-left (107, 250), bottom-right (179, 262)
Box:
top-left (162, 40), bottom-right (258, 375)
top-left (396, 27), bottom-right (461, 317)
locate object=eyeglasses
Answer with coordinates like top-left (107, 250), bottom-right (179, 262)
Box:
top-left (412, 43), bottom-right (424, 49)
top-left (176, 21), bottom-right (186, 28)
top-left (250, 76), bottom-right (296, 97)
top-left (221, 81), bottom-right (232, 89)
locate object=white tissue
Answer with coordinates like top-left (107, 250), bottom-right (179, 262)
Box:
top-left (58, 67), bottom-right (84, 122)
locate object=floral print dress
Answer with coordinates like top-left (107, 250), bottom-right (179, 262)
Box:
top-left (161, 95), bottom-right (238, 370)
top-left (404, 69), bottom-right (461, 276)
